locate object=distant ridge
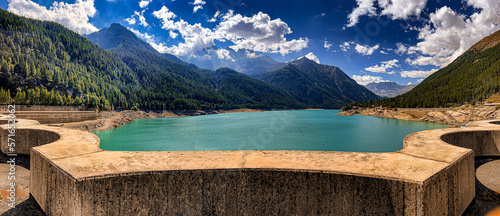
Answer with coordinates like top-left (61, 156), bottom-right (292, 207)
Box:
top-left (365, 82), bottom-right (416, 98)
top-left (86, 23), bottom-right (158, 53)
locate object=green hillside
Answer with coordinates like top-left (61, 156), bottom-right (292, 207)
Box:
top-left (348, 30), bottom-right (500, 108)
top-left (202, 68), bottom-right (303, 108)
top-left (0, 9), bottom-right (141, 109)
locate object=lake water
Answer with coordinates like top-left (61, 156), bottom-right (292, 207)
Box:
top-left (94, 110), bottom-right (448, 153)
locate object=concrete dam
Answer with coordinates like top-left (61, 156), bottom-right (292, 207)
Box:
top-left (2, 116), bottom-right (500, 215)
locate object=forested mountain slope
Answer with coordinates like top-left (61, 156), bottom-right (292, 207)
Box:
top-left (0, 9), bottom-right (140, 109)
top-left (87, 23), bottom-right (303, 109)
top-left (201, 68), bottom-right (303, 108)
top-left (349, 29), bottom-right (500, 108)
top-left (254, 57), bottom-right (380, 108)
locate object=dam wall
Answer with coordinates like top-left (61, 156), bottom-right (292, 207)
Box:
top-left (0, 106), bottom-right (98, 124)
top-left (1, 128), bottom-right (60, 154)
top-left (3, 117), bottom-right (499, 215)
top-left (0, 105), bottom-right (97, 112)
top-left (4, 111), bottom-right (98, 124)
top-left (441, 131), bottom-right (500, 156)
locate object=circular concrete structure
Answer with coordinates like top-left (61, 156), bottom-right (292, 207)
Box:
top-left (476, 160), bottom-right (500, 193)
top-left (1, 116), bottom-right (500, 215)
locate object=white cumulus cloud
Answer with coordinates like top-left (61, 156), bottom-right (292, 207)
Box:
top-left (365, 59), bottom-right (399, 74)
top-left (395, 42), bottom-right (408, 55)
top-left (406, 1), bottom-right (500, 67)
top-left (340, 41), bottom-right (355, 51)
top-left (347, 0), bottom-right (377, 28)
top-left (217, 11), bottom-right (309, 55)
top-left (378, 0), bottom-right (427, 20)
top-left (347, 0), bottom-right (428, 27)
top-left (207, 11), bottom-right (220, 22)
top-left (128, 27), bottom-right (155, 42)
top-left (139, 0), bottom-right (152, 8)
top-left (125, 17), bottom-right (136, 25)
top-left (125, 10), bottom-right (149, 27)
top-left (168, 30), bottom-right (178, 39)
top-left (352, 75), bottom-right (389, 85)
top-left (191, 0), bottom-right (206, 13)
top-left (245, 50), bottom-right (262, 58)
top-left (355, 44), bottom-right (379, 55)
top-left (298, 52), bottom-right (320, 64)
top-left (151, 7), bottom-right (309, 57)
top-left (215, 49), bottom-right (235, 61)
top-left (7, 0), bottom-right (98, 35)
top-left (400, 69), bottom-right (438, 78)
top-left (324, 40), bottom-right (332, 50)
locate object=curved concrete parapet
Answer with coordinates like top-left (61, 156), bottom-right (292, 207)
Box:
top-left (441, 131), bottom-right (500, 156)
top-left (4, 119), bottom-right (500, 215)
top-left (0, 116), bottom-right (47, 155)
top-left (476, 160), bottom-right (500, 193)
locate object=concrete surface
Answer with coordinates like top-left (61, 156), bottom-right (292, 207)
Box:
top-left (462, 157), bottom-right (500, 216)
top-left (0, 111), bottom-right (98, 124)
top-left (0, 105), bottom-right (98, 124)
top-left (0, 164), bottom-right (31, 213)
top-left (476, 160), bottom-right (500, 193)
top-left (0, 118), bottom-right (58, 155)
top-left (3, 117), bottom-right (500, 215)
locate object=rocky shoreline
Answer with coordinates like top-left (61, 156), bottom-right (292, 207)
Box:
top-left (338, 106), bottom-right (500, 126)
top-left (61, 106), bottom-right (500, 132)
top-left (61, 109), bottom-right (263, 132)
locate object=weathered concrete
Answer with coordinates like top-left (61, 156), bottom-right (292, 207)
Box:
top-left (0, 106), bottom-right (98, 124)
top-left (0, 164), bottom-right (31, 213)
top-left (0, 105), bottom-right (97, 112)
top-left (476, 160), bottom-right (500, 193)
top-left (0, 118), bottom-right (49, 155)
top-left (0, 111), bottom-right (98, 124)
top-left (441, 131), bottom-right (500, 156)
top-left (5, 118), bottom-right (500, 215)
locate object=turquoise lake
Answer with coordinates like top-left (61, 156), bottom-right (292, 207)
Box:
top-left (94, 110), bottom-right (448, 152)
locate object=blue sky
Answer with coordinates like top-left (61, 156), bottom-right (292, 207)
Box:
top-left (2, 0), bottom-right (499, 86)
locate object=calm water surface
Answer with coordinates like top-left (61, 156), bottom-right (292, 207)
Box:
top-left (94, 110), bottom-right (447, 152)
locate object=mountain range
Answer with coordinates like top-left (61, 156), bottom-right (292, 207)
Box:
top-left (350, 29), bottom-right (500, 108)
top-left (86, 23), bottom-right (303, 109)
top-left (253, 57), bottom-right (379, 108)
top-left (177, 46), bottom-right (286, 75)
top-left (0, 9), bottom-right (378, 110)
top-left (365, 82), bottom-right (416, 98)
